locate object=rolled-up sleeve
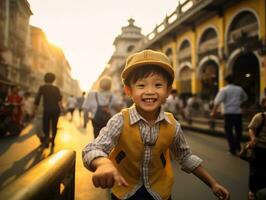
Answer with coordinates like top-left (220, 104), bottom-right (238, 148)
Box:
top-left (82, 113), bottom-right (124, 171)
top-left (248, 113), bottom-right (260, 131)
top-left (214, 89), bottom-right (225, 105)
top-left (170, 124), bottom-right (202, 173)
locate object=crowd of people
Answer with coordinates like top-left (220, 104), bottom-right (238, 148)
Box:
top-left (0, 85), bottom-right (32, 136)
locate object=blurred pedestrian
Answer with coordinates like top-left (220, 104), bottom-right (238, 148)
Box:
top-left (66, 95), bottom-right (77, 122)
top-left (82, 76), bottom-right (121, 137)
top-left (6, 85), bottom-right (24, 126)
top-left (22, 91), bottom-right (34, 123)
top-left (186, 94), bottom-right (200, 124)
top-left (4, 85), bottom-right (24, 136)
top-left (246, 100), bottom-right (266, 200)
top-left (31, 97), bottom-right (45, 143)
top-left (163, 89), bottom-right (185, 120)
top-left (211, 74), bottom-right (248, 155)
top-left (77, 91), bottom-right (86, 123)
top-left (33, 72), bottom-right (63, 148)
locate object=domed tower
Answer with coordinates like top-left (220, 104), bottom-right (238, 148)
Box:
top-left (107, 18), bottom-right (144, 92)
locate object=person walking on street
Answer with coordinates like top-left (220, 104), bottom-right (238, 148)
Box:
top-left (77, 91), bottom-right (86, 123)
top-left (211, 74), bottom-right (248, 155)
top-left (66, 95), bottom-right (77, 122)
top-left (163, 89), bottom-right (185, 120)
top-left (6, 85), bottom-right (24, 126)
top-left (82, 50), bottom-right (230, 200)
top-left (33, 72), bottom-right (63, 148)
top-left (186, 94), bottom-right (200, 124)
top-left (82, 76), bottom-right (121, 136)
top-left (246, 99), bottom-right (266, 200)
top-left (5, 85), bottom-right (24, 135)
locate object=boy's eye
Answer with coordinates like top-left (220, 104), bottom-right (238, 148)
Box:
top-left (155, 83), bottom-right (163, 87)
top-left (136, 84), bottom-right (145, 88)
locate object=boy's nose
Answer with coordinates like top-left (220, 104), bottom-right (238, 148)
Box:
top-left (144, 86), bottom-right (155, 94)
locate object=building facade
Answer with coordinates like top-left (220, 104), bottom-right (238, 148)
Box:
top-left (0, 0), bottom-right (81, 100)
top-left (93, 18), bottom-right (145, 92)
top-left (0, 0), bottom-right (32, 89)
top-left (101, 0), bottom-right (266, 118)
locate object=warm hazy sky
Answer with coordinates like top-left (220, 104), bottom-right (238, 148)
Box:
top-left (28, 0), bottom-right (178, 91)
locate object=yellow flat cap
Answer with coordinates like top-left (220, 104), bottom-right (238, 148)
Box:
top-left (121, 49), bottom-right (174, 81)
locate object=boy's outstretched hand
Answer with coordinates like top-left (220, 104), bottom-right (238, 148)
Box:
top-left (212, 183), bottom-right (230, 200)
top-left (91, 157), bottom-right (128, 189)
top-left (193, 165), bottom-right (230, 200)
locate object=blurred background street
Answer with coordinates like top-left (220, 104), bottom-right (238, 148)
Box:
top-left (1, 0), bottom-right (266, 199)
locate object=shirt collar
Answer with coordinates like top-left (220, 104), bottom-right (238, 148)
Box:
top-left (128, 105), bottom-right (172, 125)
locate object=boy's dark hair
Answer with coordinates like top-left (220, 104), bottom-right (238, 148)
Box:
top-left (225, 74), bottom-right (234, 84)
top-left (44, 73), bottom-right (56, 83)
top-left (123, 65), bottom-right (173, 87)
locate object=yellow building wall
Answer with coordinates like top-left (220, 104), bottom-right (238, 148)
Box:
top-left (161, 0), bottom-right (266, 96)
top-left (195, 15), bottom-right (226, 89)
top-left (224, 0), bottom-right (266, 95)
top-left (224, 0), bottom-right (265, 38)
top-left (162, 40), bottom-right (178, 89)
top-left (175, 32), bottom-right (195, 93)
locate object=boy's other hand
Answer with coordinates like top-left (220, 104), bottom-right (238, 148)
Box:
top-left (92, 158), bottom-right (128, 189)
top-left (212, 183), bottom-right (230, 200)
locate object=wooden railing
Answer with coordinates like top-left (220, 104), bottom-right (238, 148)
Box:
top-left (0, 149), bottom-right (76, 200)
top-left (146, 0), bottom-right (203, 41)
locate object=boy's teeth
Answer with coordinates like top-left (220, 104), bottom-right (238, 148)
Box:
top-left (144, 98), bottom-right (154, 102)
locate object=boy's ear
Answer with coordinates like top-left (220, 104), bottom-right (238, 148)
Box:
top-left (167, 86), bottom-right (172, 97)
top-left (124, 85), bottom-right (132, 96)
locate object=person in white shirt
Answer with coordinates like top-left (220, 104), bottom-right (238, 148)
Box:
top-left (163, 89), bottom-right (184, 120)
top-left (67, 95), bottom-right (77, 122)
top-left (82, 76), bottom-right (122, 136)
top-left (211, 74), bottom-right (248, 155)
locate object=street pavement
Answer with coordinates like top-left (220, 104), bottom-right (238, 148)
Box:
top-left (0, 111), bottom-right (249, 200)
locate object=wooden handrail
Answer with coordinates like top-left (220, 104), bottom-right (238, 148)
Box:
top-left (0, 149), bottom-right (76, 200)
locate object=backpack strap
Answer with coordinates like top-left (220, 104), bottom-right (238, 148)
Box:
top-left (256, 112), bottom-right (265, 137)
top-left (108, 94), bottom-right (112, 103)
top-left (95, 92), bottom-right (99, 105)
top-left (95, 92), bottom-right (112, 106)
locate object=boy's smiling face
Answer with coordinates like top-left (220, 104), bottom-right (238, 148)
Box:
top-left (124, 73), bottom-right (171, 117)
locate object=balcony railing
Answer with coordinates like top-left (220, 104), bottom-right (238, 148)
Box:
top-left (0, 149), bottom-right (76, 200)
top-left (146, 0), bottom-right (202, 41)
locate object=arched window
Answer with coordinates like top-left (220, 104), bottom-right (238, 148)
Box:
top-left (127, 45), bottom-right (135, 53)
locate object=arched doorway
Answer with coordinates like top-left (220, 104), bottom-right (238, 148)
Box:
top-left (165, 48), bottom-right (173, 66)
top-left (232, 52), bottom-right (260, 107)
top-left (179, 66), bottom-right (192, 100)
top-left (200, 60), bottom-right (219, 101)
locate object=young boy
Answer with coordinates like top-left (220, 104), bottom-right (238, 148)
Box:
top-left (82, 50), bottom-right (230, 200)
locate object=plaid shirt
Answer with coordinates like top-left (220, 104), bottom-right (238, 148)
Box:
top-left (82, 106), bottom-right (202, 200)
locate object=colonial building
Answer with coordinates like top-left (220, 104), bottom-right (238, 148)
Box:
top-left (93, 18), bottom-right (145, 92)
top-left (0, 0), bottom-right (81, 99)
top-left (101, 0), bottom-right (266, 118)
top-left (0, 0), bottom-right (32, 89)
top-left (30, 26), bottom-right (81, 97)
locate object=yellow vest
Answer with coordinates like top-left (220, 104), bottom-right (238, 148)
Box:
top-left (109, 109), bottom-right (176, 200)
